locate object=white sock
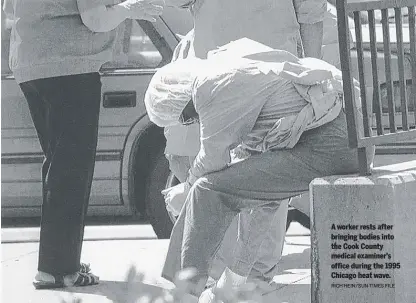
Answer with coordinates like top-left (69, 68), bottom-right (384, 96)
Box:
top-left (216, 267), bottom-right (247, 289)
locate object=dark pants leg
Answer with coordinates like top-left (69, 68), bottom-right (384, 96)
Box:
top-left (19, 73), bottom-right (101, 276)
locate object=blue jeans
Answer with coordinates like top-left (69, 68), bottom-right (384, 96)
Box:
top-left (162, 112), bottom-right (363, 295)
top-left (165, 154), bottom-right (288, 282)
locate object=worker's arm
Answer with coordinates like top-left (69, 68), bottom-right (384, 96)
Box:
top-left (187, 71), bottom-right (266, 184)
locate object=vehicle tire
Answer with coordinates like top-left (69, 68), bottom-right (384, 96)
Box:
top-left (144, 149), bottom-right (174, 239)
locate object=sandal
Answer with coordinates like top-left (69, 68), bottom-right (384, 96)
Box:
top-left (72, 272), bottom-right (99, 287)
top-left (33, 271), bottom-right (99, 289)
top-left (79, 262), bottom-right (91, 273)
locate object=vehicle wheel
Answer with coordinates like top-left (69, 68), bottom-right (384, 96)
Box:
top-left (286, 207), bottom-right (310, 231)
top-left (144, 149), bottom-right (174, 239)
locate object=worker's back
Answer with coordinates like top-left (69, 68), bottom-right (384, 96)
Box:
top-left (191, 0), bottom-right (300, 58)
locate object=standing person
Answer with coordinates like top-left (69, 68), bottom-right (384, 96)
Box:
top-left (162, 0), bottom-right (327, 291)
top-left (3, 0), bottom-right (164, 289)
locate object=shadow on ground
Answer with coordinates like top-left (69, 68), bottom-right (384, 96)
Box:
top-left (49, 280), bottom-right (169, 303)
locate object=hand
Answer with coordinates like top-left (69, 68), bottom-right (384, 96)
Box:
top-left (161, 182), bottom-right (191, 217)
top-left (120, 0), bottom-right (164, 22)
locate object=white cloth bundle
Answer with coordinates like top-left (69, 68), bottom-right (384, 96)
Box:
top-left (144, 58), bottom-right (202, 127)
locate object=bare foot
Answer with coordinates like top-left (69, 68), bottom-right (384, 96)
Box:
top-left (34, 271), bottom-right (55, 283)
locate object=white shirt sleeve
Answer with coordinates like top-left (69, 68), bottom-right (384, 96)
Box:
top-left (77, 0), bottom-right (126, 32)
top-left (187, 68), bottom-right (268, 184)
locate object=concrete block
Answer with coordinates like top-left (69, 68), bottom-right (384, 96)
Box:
top-left (310, 161), bottom-right (416, 303)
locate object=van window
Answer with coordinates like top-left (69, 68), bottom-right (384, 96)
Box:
top-left (102, 19), bottom-right (164, 69)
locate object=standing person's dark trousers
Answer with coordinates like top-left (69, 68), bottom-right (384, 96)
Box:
top-left (19, 73), bottom-right (101, 276)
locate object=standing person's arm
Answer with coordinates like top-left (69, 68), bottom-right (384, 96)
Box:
top-left (293, 0), bottom-right (326, 58)
top-left (77, 0), bottom-right (164, 33)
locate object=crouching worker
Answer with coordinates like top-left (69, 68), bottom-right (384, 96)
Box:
top-left (145, 38), bottom-right (368, 302)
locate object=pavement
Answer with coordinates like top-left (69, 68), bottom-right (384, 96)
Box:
top-left (1, 223), bottom-right (312, 303)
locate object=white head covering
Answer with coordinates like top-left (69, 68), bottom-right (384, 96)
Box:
top-left (144, 59), bottom-right (202, 127)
